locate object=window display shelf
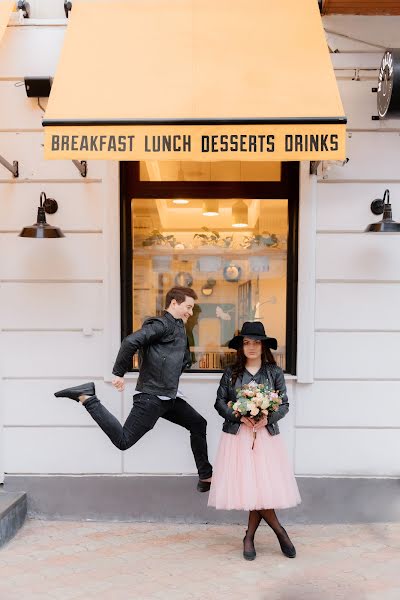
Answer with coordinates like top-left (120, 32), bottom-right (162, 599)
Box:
top-left (133, 247), bottom-right (286, 258)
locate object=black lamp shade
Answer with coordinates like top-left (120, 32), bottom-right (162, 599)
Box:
top-left (365, 220), bottom-right (400, 233)
top-left (19, 223), bottom-right (65, 238)
top-left (365, 189), bottom-right (400, 233)
top-left (19, 196), bottom-right (65, 238)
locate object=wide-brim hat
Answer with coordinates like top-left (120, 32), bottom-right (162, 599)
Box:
top-left (228, 321), bottom-right (278, 350)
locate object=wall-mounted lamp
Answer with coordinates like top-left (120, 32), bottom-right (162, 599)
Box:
top-left (64, 1), bottom-right (72, 18)
top-left (17, 1), bottom-right (30, 18)
top-left (232, 199), bottom-right (248, 228)
top-left (202, 199), bottom-right (219, 216)
top-left (365, 189), bottom-right (400, 233)
top-left (19, 192), bottom-right (65, 238)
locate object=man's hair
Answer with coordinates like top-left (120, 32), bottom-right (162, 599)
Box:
top-left (165, 286), bottom-right (198, 308)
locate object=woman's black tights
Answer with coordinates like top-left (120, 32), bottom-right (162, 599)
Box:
top-left (258, 508), bottom-right (296, 555)
top-left (243, 509), bottom-right (294, 555)
top-left (243, 510), bottom-right (262, 553)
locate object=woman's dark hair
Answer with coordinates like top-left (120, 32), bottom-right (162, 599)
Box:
top-left (231, 340), bottom-right (276, 385)
top-left (165, 286), bottom-right (198, 308)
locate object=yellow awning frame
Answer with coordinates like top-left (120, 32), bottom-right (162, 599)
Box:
top-left (43, 0), bottom-right (346, 162)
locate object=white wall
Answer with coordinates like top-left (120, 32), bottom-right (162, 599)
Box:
top-left (0, 21), bottom-right (112, 477)
top-left (0, 18), bottom-right (297, 478)
top-left (1, 13), bottom-right (399, 479)
top-left (294, 15), bottom-right (400, 477)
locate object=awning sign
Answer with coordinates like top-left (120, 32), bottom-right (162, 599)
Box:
top-left (43, 0), bottom-right (346, 162)
top-left (44, 124), bottom-right (346, 161)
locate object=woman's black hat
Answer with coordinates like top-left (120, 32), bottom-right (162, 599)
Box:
top-left (228, 321), bottom-right (278, 350)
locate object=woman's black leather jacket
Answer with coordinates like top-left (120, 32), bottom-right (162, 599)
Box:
top-left (214, 363), bottom-right (289, 436)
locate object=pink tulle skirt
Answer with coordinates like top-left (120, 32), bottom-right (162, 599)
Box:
top-left (208, 426), bottom-right (301, 511)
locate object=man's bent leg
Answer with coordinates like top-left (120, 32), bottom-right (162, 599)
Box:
top-left (84, 393), bottom-right (164, 450)
top-left (163, 398), bottom-right (213, 480)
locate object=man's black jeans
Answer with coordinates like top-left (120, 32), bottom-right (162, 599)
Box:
top-left (84, 392), bottom-right (213, 480)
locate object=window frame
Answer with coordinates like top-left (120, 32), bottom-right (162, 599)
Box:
top-left (120, 161), bottom-right (299, 374)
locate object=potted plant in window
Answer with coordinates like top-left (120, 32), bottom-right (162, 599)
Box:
top-left (142, 229), bottom-right (182, 272)
top-left (240, 232), bottom-right (279, 272)
top-left (193, 227), bottom-right (233, 272)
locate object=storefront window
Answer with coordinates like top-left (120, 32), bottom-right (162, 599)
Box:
top-left (121, 161), bottom-right (298, 373)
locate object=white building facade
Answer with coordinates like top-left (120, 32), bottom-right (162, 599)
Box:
top-left (1, 3), bottom-right (399, 520)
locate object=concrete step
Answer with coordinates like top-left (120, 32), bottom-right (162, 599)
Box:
top-left (3, 476), bottom-right (400, 524)
top-left (0, 491), bottom-right (27, 547)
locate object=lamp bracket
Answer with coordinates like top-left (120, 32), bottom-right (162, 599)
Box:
top-left (42, 196), bottom-right (58, 214)
top-left (0, 155), bottom-right (19, 178)
top-left (370, 198), bottom-right (384, 215)
top-left (321, 158), bottom-right (349, 179)
top-left (72, 160), bottom-right (87, 178)
top-left (310, 161), bottom-right (321, 175)
top-left (64, 1), bottom-right (72, 18)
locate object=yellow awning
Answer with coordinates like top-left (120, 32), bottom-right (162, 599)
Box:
top-left (43, 0), bottom-right (346, 162)
top-left (0, 1), bottom-right (13, 45)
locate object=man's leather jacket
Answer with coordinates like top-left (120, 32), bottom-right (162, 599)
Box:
top-left (112, 311), bottom-right (191, 398)
top-left (214, 363), bottom-right (289, 436)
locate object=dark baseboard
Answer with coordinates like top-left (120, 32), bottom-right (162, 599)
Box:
top-left (0, 492), bottom-right (27, 547)
top-left (3, 476), bottom-right (400, 524)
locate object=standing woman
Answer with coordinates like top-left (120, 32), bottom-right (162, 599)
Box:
top-left (208, 322), bottom-right (301, 560)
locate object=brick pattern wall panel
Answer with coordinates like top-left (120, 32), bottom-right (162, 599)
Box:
top-left (0, 331), bottom-right (104, 378)
top-left (0, 183), bottom-right (103, 231)
top-left (4, 428), bottom-right (121, 473)
top-left (0, 27), bottom-right (65, 78)
top-left (318, 133), bottom-right (400, 181)
top-left (0, 233), bottom-right (103, 280)
top-left (315, 332), bottom-right (400, 379)
top-left (317, 183), bottom-right (400, 232)
top-left (295, 429), bottom-right (400, 476)
top-left (0, 133), bottom-right (104, 181)
top-left (316, 234), bottom-right (400, 281)
top-left (0, 282), bottom-right (103, 329)
top-left (296, 381), bottom-right (400, 427)
top-left (315, 283), bottom-right (400, 330)
top-left (3, 379), bottom-right (121, 426)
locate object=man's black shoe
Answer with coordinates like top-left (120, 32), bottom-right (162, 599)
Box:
top-left (197, 479), bottom-right (211, 493)
top-left (54, 382), bottom-right (95, 402)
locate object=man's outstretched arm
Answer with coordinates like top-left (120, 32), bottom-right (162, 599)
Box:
top-left (111, 319), bottom-right (167, 390)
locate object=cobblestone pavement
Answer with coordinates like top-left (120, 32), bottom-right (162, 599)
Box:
top-left (0, 520), bottom-right (399, 600)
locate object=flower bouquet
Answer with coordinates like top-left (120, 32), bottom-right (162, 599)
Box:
top-left (229, 381), bottom-right (282, 449)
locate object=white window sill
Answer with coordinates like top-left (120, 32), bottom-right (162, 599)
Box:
top-left (122, 372), bottom-right (297, 382)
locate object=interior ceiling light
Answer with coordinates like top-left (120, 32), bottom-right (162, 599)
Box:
top-left (202, 199), bottom-right (219, 216)
top-left (232, 199), bottom-right (248, 228)
top-left (172, 198), bottom-right (189, 205)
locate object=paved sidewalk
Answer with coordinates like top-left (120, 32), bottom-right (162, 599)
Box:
top-left (0, 520), bottom-right (399, 600)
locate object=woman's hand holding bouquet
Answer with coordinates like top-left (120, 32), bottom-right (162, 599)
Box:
top-left (228, 381), bottom-right (282, 448)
